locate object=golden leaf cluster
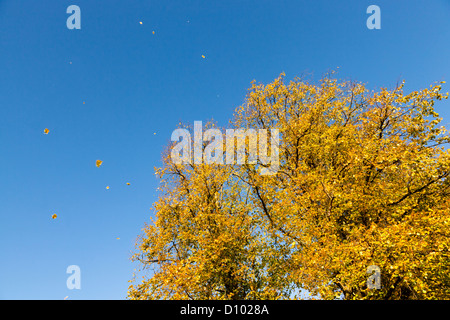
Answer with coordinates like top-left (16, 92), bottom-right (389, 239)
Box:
top-left (128, 73), bottom-right (450, 300)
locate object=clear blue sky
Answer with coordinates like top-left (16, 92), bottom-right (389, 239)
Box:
top-left (0, 0), bottom-right (449, 300)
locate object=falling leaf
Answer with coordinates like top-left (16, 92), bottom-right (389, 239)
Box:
top-left (43, 128), bottom-right (49, 134)
top-left (201, 55), bottom-right (206, 59)
top-left (52, 214), bottom-right (57, 219)
top-left (116, 238), bottom-right (120, 240)
top-left (139, 21), bottom-right (143, 25)
top-left (96, 160), bottom-right (103, 168)
top-left (64, 296), bottom-right (69, 300)
top-left (154, 132), bottom-right (156, 135)
top-left (152, 31), bottom-right (155, 35)
top-left (126, 182), bottom-right (131, 185)
top-left (106, 186), bottom-right (110, 189)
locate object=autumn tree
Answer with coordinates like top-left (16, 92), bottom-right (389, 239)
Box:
top-left (128, 72), bottom-right (450, 300)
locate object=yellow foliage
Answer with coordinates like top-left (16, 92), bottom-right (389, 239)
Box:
top-left (128, 73), bottom-right (450, 300)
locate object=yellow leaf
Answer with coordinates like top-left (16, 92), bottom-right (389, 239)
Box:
top-left (43, 128), bottom-right (49, 134)
top-left (96, 160), bottom-right (103, 168)
top-left (52, 214), bottom-right (57, 219)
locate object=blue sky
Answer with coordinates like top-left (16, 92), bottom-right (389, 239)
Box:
top-left (0, 0), bottom-right (449, 299)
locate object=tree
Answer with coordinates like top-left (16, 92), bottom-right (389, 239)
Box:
top-left (128, 72), bottom-right (450, 300)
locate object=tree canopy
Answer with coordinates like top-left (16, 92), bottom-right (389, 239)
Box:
top-left (128, 72), bottom-right (450, 300)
